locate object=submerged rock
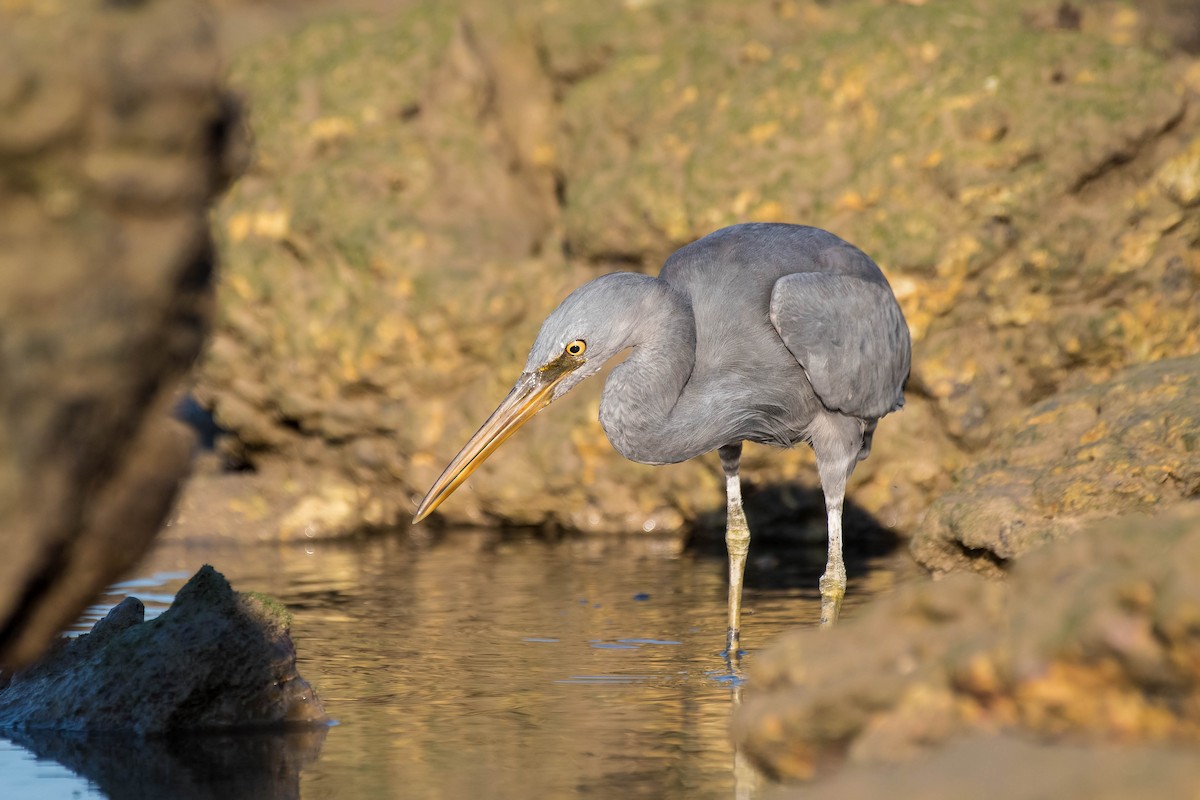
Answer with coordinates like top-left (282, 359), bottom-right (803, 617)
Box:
top-left (4, 726), bottom-right (327, 800)
top-left (734, 504), bottom-right (1200, 781)
top-left (0, 566), bottom-right (328, 734)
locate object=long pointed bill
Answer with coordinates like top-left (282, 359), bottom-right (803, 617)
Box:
top-left (412, 372), bottom-right (566, 523)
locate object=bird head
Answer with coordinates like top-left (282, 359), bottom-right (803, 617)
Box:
top-left (412, 273), bottom-right (649, 523)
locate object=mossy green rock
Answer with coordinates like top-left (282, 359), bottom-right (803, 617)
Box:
top-left (0, 566), bottom-right (328, 734)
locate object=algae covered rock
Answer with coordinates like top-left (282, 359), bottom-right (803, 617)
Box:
top-left (0, 0), bottom-right (246, 666)
top-left (734, 504), bottom-right (1200, 781)
top-left (0, 566), bottom-right (328, 734)
top-left (913, 355), bottom-right (1200, 575)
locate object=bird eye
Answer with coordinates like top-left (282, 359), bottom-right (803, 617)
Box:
top-left (565, 340), bottom-right (587, 357)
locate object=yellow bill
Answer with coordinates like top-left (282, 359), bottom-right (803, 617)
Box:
top-left (412, 371), bottom-right (568, 523)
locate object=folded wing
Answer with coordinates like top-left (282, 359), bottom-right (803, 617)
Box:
top-left (769, 272), bottom-right (911, 420)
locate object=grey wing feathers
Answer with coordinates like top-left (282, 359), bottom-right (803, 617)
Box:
top-left (770, 272), bottom-right (911, 420)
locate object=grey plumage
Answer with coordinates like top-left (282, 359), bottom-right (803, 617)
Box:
top-left (415, 222), bottom-right (912, 650)
top-left (534, 224), bottom-right (909, 459)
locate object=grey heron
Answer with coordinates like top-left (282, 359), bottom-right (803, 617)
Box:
top-left (413, 223), bottom-right (911, 651)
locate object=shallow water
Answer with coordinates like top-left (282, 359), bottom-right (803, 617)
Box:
top-left (1, 529), bottom-right (897, 799)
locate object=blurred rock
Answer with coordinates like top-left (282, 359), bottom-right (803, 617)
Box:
top-left (197, 0), bottom-right (1199, 538)
top-left (734, 504), bottom-right (1200, 781)
top-left (0, 566), bottom-right (328, 734)
top-left (913, 355), bottom-right (1200, 575)
top-left (769, 734), bottom-right (1200, 800)
top-left (0, 0), bottom-right (247, 666)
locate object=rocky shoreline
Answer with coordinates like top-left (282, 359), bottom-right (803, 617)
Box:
top-left (1, 0), bottom-right (1197, 795)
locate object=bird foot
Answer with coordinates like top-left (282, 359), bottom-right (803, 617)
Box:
top-left (818, 572), bottom-right (846, 628)
top-left (724, 628), bottom-right (742, 658)
top-left (722, 629), bottom-right (745, 677)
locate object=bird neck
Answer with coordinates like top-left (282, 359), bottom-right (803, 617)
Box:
top-left (599, 278), bottom-right (699, 465)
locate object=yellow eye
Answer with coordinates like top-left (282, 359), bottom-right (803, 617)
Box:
top-left (565, 340), bottom-right (586, 357)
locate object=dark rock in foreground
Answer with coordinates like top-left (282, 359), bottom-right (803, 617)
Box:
top-left (735, 504), bottom-right (1200, 781)
top-left (0, 0), bottom-right (247, 667)
top-left (0, 567), bottom-right (328, 734)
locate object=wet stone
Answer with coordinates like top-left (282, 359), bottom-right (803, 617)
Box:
top-left (0, 566), bottom-right (328, 735)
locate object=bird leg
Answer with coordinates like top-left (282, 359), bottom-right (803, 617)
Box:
top-left (719, 443), bottom-right (749, 659)
top-left (818, 497), bottom-right (846, 627)
top-left (816, 452), bottom-right (855, 628)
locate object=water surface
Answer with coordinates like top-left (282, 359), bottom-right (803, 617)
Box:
top-left (2, 529), bottom-right (897, 799)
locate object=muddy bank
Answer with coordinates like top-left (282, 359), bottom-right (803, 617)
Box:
top-left (771, 734), bottom-right (1200, 800)
top-left (735, 504), bottom-right (1200, 783)
top-left (196, 0), bottom-right (1200, 539)
top-left (913, 355), bottom-right (1200, 575)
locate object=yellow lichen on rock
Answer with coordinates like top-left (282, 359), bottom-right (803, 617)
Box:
top-left (738, 506), bottom-right (1200, 781)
